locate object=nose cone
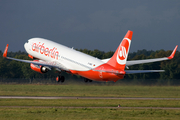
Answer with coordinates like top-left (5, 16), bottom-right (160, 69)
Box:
top-left (24, 41), bottom-right (31, 52)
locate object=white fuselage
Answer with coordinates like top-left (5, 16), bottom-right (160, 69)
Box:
top-left (24, 38), bottom-right (104, 71)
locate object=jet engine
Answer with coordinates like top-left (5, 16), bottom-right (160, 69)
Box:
top-left (30, 63), bottom-right (49, 74)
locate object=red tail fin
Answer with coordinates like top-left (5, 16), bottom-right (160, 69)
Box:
top-left (107, 30), bottom-right (133, 70)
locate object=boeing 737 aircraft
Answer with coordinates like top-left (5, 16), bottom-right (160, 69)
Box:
top-left (3, 30), bottom-right (178, 82)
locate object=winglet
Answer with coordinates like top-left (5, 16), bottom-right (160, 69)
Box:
top-left (167, 45), bottom-right (178, 59)
top-left (3, 44), bottom-right (9, 58)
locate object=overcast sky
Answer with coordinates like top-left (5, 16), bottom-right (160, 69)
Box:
top-left (0, 0), bottom-right (179, 53)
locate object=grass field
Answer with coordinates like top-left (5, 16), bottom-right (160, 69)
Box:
top-left (0, 84), bottom-right (180, 119)
top-left (0, 84), bottom-right (180, 98)
top-left (1, 108), bottom-right (180, 120)
top-left (0, 99), bottom-right (180, 108)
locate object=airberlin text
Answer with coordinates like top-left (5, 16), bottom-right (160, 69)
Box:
top-left (32, 42), bottom-right (59, 60)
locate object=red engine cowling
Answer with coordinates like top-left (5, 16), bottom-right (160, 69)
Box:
top-left (30, 62), bottom-right (49, 74)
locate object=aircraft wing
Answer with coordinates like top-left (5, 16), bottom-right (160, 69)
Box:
top-left (3, 44), bottom-right (69, 71)
top-left (126, 45), bottom-right (178, 66)
top-left (93, 69), bottom-right (164, 75)
top-left (125, 70), bottom-right (165, 74)
top-left (101, 46), bottom-right (178, 66)
top-left (98, 46), bottom-right (177, 75)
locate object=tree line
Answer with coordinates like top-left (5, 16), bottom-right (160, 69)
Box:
top-left (0, 48), bottom-right (179, 84)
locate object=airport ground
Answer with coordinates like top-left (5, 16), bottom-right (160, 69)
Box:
top-left (0, 84), bottom-right (180, 119)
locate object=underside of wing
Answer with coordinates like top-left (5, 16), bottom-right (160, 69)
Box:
top-left (93, 69), bottom-right (164, 75)
top-left (6, 57), bottom-right (69, 71)
top-left (125, 70), bottom-right (165, 74)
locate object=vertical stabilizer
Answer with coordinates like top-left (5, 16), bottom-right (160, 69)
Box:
top-left (107, 30), bottom-right (133, 70)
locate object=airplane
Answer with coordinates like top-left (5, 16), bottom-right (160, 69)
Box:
top-left (3, 30), bottom-right (178, 83)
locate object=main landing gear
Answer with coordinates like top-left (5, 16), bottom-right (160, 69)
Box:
top-left (56, 75), bottom-right (65, 83)
top-left (84, 78), bottom-right (92, 83)
top-left (56, 70), bottom-right (65, 83)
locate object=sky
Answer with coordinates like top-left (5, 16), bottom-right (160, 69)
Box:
top-left (0, 0), bottom-right (180, 53)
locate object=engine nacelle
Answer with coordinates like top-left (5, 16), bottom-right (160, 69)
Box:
top-left (30, 63), bottom-right (49, 74)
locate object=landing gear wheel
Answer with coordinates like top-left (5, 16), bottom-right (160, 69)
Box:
top-left (89, 80), bottom-right (92, 82)
top-left (84, 78), bottom-right (92, 83)
top-left (84, 78), bottom-right (89, 82)
top-left (61, 76), bottom-right (65, 83)
top-left (56, 75), bottom-right (65, 83)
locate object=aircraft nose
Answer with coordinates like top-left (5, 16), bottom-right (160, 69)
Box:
top-left (24, 41), bottom-right (31, 52)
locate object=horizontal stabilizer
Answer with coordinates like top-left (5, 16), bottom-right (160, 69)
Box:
top-left (92, 69), bottom-right (125, 75)
top-left (125, 70), bottom-right (165, 74)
